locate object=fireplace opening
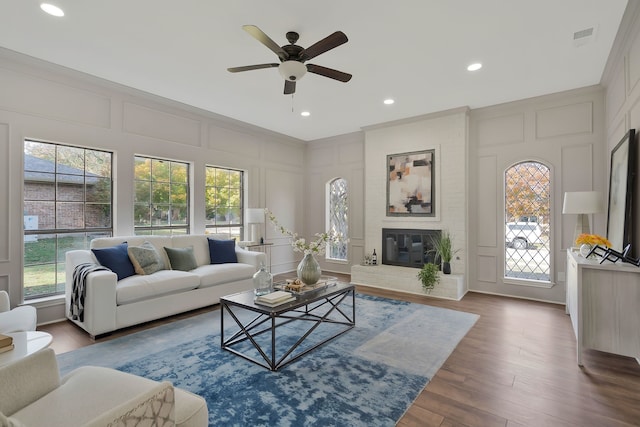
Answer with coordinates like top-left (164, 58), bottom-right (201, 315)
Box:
top-left (382, 228), bottom-right (441, 268)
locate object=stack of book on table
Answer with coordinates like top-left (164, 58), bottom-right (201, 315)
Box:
top-left (0, 333), bottom-right (14, 353)
top-left (255, 290), bottom-right (295, 307)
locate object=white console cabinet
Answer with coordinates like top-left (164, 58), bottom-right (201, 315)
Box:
top-left (566, 250), bottom-right (640, 365)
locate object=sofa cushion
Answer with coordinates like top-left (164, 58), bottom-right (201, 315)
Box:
top-left (170, 235), bottom-right (210, 267)
top-left (164, 246), bottom-right (198, 271)
top-left (208, 239), bottom-right (237, 264)
top-left (115, 270), bottom-right (200, 305)
top-left (91, 243), bottom-right (135, 281)
top-left (192, 263), bottom-right (256, 288)
top-left (127, 241), bottom-right (165, 275)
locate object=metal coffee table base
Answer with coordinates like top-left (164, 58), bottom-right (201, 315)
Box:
top-left (221, 286), bottom-right (355, 371)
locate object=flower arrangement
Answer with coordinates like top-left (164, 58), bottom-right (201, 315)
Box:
top-left (575, 233), bottom-right (611, 248)
top-left (266, 209), bottom-right (343, 255)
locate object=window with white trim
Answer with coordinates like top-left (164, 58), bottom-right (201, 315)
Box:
top-left (327, 177), bottom-right (348, 261)
top-left (205, 166), bottom-right (244, 240)
top-left (504, 161), bottom-right (551, 283)
top-left (134, 156), bottom-right (189, 235)
top-left (23, 140), bottom-right (113, 299)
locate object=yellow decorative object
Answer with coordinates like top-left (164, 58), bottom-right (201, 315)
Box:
top-left (575, 233), bottom-right (611, 248)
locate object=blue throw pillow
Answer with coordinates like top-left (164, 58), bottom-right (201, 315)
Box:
top-left (92, 243), bottom-right (136, 280)
top-left (208, 238), bottom-right (238, 264)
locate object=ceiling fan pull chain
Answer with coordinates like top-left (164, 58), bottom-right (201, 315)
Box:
top-left (291, 93), bottom-right (294, 112)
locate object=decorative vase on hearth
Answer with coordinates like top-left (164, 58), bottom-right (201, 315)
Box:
top-left (297, 253), bottom-right (321, 285)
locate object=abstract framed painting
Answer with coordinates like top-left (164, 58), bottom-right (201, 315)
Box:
top-left (606, 129), bottom-right (636, 253)
top-left (387, 149), bottom-right (435, 216)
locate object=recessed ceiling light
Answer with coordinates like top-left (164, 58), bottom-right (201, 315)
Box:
top-left (40, 3), bottom-right (64, 17)
top-left (301, 111), bottom-right (310, 117)
top-left (467, 63), bottom-right (482, 71)
top-left (383, 99), bottom-right (395, 105)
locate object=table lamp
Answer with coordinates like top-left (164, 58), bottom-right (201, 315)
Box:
top-left (246, 208), bottom-right (265, 244)
top-left (562, 191), bottom-right (604, 247)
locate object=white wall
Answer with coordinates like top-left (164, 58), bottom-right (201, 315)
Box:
top-left (362, 108), bottom-right (469, 290)
top-left (0, 48), bottom-right (306, 322)
top-left (305, 132), bottom-right (365, 275)
top-left (601, 0), bottom-right (640, 257)
top-left (468, 86), bottom-right (606, 303)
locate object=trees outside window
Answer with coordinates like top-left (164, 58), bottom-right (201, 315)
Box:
top-left (134, 156), bottom-right (189, 235)
top-left (205, 166), bottom-right (243, 240)
top-left (23, 140), bottom-right (113, 299)
top-left (327, 178), bottom-right (348, 261)
top-left (504, 161), bottom-right (551, 282)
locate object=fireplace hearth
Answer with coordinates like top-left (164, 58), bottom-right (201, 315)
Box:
top-left (382, 228), bottom-right (441, 268)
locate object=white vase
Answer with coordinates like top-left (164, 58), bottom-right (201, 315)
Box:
top-left (297, 253), bottom-right (321, 285)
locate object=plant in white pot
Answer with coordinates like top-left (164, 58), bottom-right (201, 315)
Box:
top-left (430, 230), bottom-right (460, 274)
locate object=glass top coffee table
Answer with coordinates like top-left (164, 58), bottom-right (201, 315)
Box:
top-left (220, 281), bottom-right (355, 371)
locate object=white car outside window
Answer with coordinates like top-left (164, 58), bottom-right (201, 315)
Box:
top-left (505, 222), bottom-right (542, 250)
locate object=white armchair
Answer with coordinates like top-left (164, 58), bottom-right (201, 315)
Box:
top-left (0, 348), bottom-right (208, 427)
top-left (0, 291), bottom-right (37, 334)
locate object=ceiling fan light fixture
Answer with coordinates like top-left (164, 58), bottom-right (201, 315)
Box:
top-left (279, 61), bottom-right (307, 82)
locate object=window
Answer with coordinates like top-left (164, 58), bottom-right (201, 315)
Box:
top-left (23, 140), bottom-right (113, 299)
top-left (205, 166), bottom-right (244, 240)
top-left (504, 161), bottom-right (551, 283)
top-left (327, 178), bottom-right (348, 260)
top-left (134, 156), bottom-right (189, 235)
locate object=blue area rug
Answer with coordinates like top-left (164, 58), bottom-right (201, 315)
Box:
top-left (58, 294), bottom-right (478, 426)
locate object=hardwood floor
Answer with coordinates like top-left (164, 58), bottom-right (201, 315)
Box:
top-left (39, 275), bottom-right (640, 426)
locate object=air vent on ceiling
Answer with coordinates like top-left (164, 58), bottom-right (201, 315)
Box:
top-left (573, 26), bottom-right (596, 47)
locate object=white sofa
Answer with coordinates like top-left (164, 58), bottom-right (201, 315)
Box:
top-left (65, 234), bottom-right (265, 338)
top-left (0, 348), bottom-right (208, 427)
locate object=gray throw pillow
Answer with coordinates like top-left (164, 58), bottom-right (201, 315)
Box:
top-left (164, 246), bottom-right (198, 271)
top-left (128, 241), bottom-right (165, 275)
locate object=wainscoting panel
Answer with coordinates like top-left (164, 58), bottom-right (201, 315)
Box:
top-left (307, 145), bottom-right (334, 167)
top-left (0, 123), bottom-right (8, 262)
top-left (535, 102), bottom-right (592, 139)
top-left (0, 67), bottom-right (111, 128)
top-left (0, 276), bottom-right (8, 293)
top-left (207, 125), bottom-right (260, 158)
top-left (606, 61), bottom-right (627, 126)
top-left (477, 155), bottom-right (497, 247)
top-left (561, 144), bottom-right (594, 249)
top-left (123, 102), bottom-right (201, 146)
top-left (338, 142), bottom-right (363, 164)
top-left (476, 255), bottom-right (497, 283)
top-left (628, 26), bottom-right (640, 95)
top-left (476, 113), bottom-right (525, 147)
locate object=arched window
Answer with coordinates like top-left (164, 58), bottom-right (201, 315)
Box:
top-left (504, 161), bottom-right (551, 283)
top-left (327, 178), bottom-right (348, 260)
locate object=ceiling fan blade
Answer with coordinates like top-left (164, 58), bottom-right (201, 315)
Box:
top-left (300, 31), bottom-right (348, 61)
top-left (284, 80), bottom-right (296, 95)
top-left (242, 25), bottom-right (289, 61)
top-left (227, 63), bottom-right (279, 73)
top-left (306, 64), bottom-right (352, 82)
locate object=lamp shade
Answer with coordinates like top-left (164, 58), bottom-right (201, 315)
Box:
top-left (562, 191), bottom-right (603, 214)
top-left (246, 208), bottom-right (265, 224)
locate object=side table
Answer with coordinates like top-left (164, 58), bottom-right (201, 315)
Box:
top-left (0, 331), bottom-right (53, 366)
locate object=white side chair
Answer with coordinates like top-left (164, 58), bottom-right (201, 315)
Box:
top-left (0, 291), bottom-right (37, 334)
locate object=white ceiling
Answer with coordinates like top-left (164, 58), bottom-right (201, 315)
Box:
top-left (0, 1), bottom-right (628, 141)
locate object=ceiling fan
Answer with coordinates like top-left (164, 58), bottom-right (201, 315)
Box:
top-left (228, 25), bottom-right (352, 95)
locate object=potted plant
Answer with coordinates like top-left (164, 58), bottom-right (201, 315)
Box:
top-left (431, 230), bottom-right (460, 274)
top-left (417, 262), bottom-right (440, 293)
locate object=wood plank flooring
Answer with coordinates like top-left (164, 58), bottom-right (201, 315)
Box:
top-left (39, 275), bottom-right (640, 426)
